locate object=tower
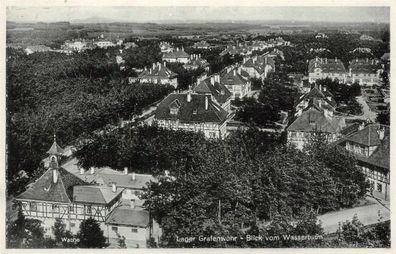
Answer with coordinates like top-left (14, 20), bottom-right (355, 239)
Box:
top-left (46, 133), bottom-right (64, 169)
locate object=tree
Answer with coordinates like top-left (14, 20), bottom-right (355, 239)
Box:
top-left (6, 204), bottom-right (26, 248)
top-left (77, 218), bottom-right (108, 248)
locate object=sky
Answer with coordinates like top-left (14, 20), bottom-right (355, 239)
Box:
top-left (6, 6), bottom-right (390, 23)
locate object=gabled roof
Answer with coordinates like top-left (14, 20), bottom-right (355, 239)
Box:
top-left (97, 173), bottom-right (156, 189)
top-left (287, 105), bottom-right (345, 133)
top-left (73, 185), bottom-right (123, 205)
top-left (349, 59), bottom-right (381, 74)
top-left (194, 78), bottom-right (232, 105)
top-left (155, 93), bottom-right (228, 124)
top-left (17, 167), bottom-right (88, 203)
top-left (163, 49), bottom-right (190, 59)
top-left (193, 41), bottom-right (210, 48)
top-left (138, 63), bottom-right (177, 79)
top-left (106, 207), bottom-right (150, 227)
top-left (220, 69), bottom-right (250, 86)
top-left (343, 124), bottom-right (389, 147)
top-left (308, 58), bottom-right (346, 74)
top-left (298, 86), bottom-right (336, 108)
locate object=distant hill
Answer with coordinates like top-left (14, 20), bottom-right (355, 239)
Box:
top-left (70, 16), bottom-right (120, 24)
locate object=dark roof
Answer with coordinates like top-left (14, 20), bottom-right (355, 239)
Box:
top-left (194, 79), bottom-right (232, 104)
top-left (298, 86), bottom-right (336, 108)
top-left (155, 93), bottom-right (228, 124)
top-left (343, 124), bottom-right (389, 147)
top-left (106, 207), bottom-right (150, 227)
top-left (163, 49), bottom-right (189, 59)
top-left (73, 185), bottom-right (123, 205)
top-left (220, 69), bottom-right (250, 86)
top-left (98, 173), bottom-right (156, 189)
top-left (17, 167), bottom-right (88, 203)
top-left (138, 63), bottom-right (177, 79)
top-left (308, 58), bottom-right (346, 74)
top-left (349, 59), bottom-right (381, 74)
top-left (242, 55), bottom-right (275, 74)
top-left (287, 105), bottom-right (345, 133)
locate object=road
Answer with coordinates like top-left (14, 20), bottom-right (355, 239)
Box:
top-left (318, 202), bottom-right (390, 234)
top-left (342, 96), bottom-right (377, 122)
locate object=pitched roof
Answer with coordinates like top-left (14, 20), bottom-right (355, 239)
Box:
top-left (163, 49), bottom-right (190, 59)
top-left (17, 167), bottom-right (88, 203)
top-left (220, 68), bottom-right (250, 86)
top-left (194, 78), bottom-right (232, 104)
top-left (155, 93), bottom-right (228, 124)
top-left (106, 207), bottom-right (150, 227)
top-left (349, 59), bottom-right (381, 74)
top-left (298, 86), bottom-right (336, 108)
top-left (193, 41), bottom-right (210, 48)
top-left (287, 105), bottom-right (345, 133)
top-left (26, 45), bottom-right (52, 52)
top-left (98, 173), bottom-right (156, 189)
top-left (343, 124), bottom-right (389, 147)
top-left (73, 185), bottom-right (123, 205)
top-left (308, 58), bottom-right (346, 74)
top-left (242, 55), bottom-right (275, 74)
top-left (138, 63), bottom-right (177, 79)
top-left (47, 140), bottom-right (64, 155)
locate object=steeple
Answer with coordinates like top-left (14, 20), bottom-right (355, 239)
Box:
top-left (47, 133), bottom-right (64, 169)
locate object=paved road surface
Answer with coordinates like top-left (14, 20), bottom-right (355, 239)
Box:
top-left (318, 203), bottom-right (390, 234)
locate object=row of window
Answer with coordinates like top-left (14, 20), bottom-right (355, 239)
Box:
top-left (28, 203), bottom-right (94, 215)
top-left (112, 226), bottom-right (138, 233)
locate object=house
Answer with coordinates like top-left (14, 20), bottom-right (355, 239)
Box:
top-left (124, 42), bottom-right (138, 49)
top-left (154, 92), bottom-right (229, 139)
top-left (193, 40), bottom-right (210, 49)
top-left (25, 45), bottom-right (52, 55)
top-left (308, 57), bottom-right (347, 83)
top-left (162, 47), bottom-right (190, 63)
top-left (349, 48), bottom-right (372, 54)
top-left (17, 137), bottom-right (162, 248)
top-left (129, 62), bottom-right (178, 88)
top-left (193, 73), bottom-right (232, 113)
top-left (241, 54), bottom-right (275, 79)
top-left (184, 54), bottom-right (210, 71)
top-left (360, 34), bottom-right (375, 41)
top-left (336, 124), bottom-right (390, 200)
top-left (295, 84), bottom-right (336, 113)
top-left (348, 58), bottom-right (382, 86)
top-left (62, 40), bottom-right (87, 52)
top-left (315, 33), bottom-right (328, 39)
top-left (94, 40), bottom-right (116, 49)
top-left (159, 42), bottom-right (173, 53)
top-left (219, 66), bottom-right (252, 99)
top-left (263, 48), bottom-right (284, 61)
top-left (220, 44), bottom-right (253, 57)
top-left (287, 103), bottom-right (346, 150)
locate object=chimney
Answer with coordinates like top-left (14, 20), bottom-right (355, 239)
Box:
top-left (164, 170), bottom-right (170, 177)
top-left (112, 183), bottom-right (117, 193)
top-left (323, 86), bottom-right (327, 92)
top-left (199, 53), bottom-right (201, 58)
top-left (176, 47), bottom-right (179, 51)
top-left (130, 199), bottom-right (135, 209)
top-left (366, 58), bottom-right (368, 63)
top-left (210, 76), bottom-right (215, 85)
top-left (335, 57), bottom-right (338, 62)
top-left (187, 92), bottom-right (192, 102)
top-left (377, 127), bottom-right (385, 140)
top-left (52, 169), bottom-right (58, 183)
top-left (90, 167), bottom-right (95, 175)
top-left (152, 63), bottom-right (156, 69)
top-left (124, 167), bottom-right (128, 175)
top-left (79, 167), bottom-right (84, 175)
top-left (233, 69), bottom-right (236, 76)
top-left (214, 74), bottom-right (220, 82)
top-left (131, 172), bottom-right (136, 181)
top-left (164, 61), bottom-right (166, 67)
top-left (237, 68), bottom-right (241, 75)
top-left (205, 96), bottom-right (209, 110)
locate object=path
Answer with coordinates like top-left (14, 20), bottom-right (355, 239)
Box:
top-left (318, 202), bottom-right (390, 234)
top-left (343, 96), bottom-right (377, 122)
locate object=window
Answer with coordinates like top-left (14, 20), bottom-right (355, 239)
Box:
top-left (377, 183), bottom-right (383, 193)
top-left (86, 205), bottom-right (92, 214)
top-left (209, 132), bottom-right (216, 138)
top-left (131, 228), bottom-right (138, 233)
top-left (112, 226), bottom-right (118, 232)
top-left (30, 202), bottom-right (37, 211)
top-left (69, 205), bottom-right (74, 214)
top-left (70, 222), bottom-right (76, 228)
top-left (52, 204), bottom-right (59, 212)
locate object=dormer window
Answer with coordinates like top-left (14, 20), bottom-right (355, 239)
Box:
top-left (169, 99), bottom-right (181, 115)
top-left (170, 108), bottom-right (179, 115)
top-left (193, 109), bottom-right (198, 115)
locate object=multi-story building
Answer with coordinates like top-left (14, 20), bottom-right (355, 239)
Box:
top-left (219, 66), bottom-right (252, 99)
top-left (94, 40), bottom-right (116, 49)
top-left (315, 33), bottom-right (328, 39)
top-left (25, 45), bottom-right (52, 55)
top-left (162, 47), bottom-right (190, 64)
top-left (16, 138), bottom-right (162, 248)
top-left (337, 124), bottom-right (390, 200)
top-left (154, 92), bottom-right (229, 139)
top-left (184, 54), bottom-right (210, 71)
top-left (308, 57), bottom-right (347, 83)
top-left (287, 103), bottom-right (346, 150)
top-left (193, 40), bottom-right (210, 49)
top-left (62, 40), bottom-right (87, 52)
top-left (159, 42), bottom-right (173, 53)
top-left (295, 84), bottom-right (336, 113)
top-left (129, 62), bottom-right (178, 88)
top-left (241, 54), bottom-right (275, 79)
top-left (193, 73), bottom-right (232, 113)
top-left (348, 58), bottom-right (382, 86)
